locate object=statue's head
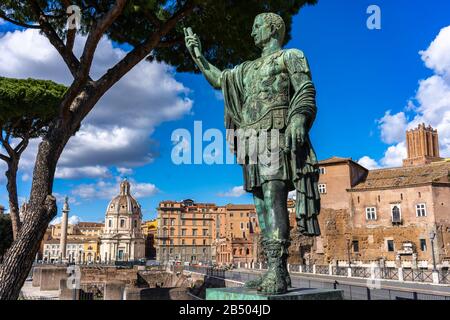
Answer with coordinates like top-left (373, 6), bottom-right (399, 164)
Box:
top-left (252, 13), bottom-right (286, 48)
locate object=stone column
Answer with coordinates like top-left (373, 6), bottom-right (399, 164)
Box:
top-left (59, 197), bottom-right (70, 262)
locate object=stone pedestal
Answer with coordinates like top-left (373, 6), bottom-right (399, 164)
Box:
top-left (206, 287), bottom-right (344, 300)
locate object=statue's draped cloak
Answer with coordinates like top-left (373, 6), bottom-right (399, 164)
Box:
top-left (221, 52), bottom-right (321, 236)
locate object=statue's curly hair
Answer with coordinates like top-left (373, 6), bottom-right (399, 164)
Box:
top-left (256, 12), bottom-right (286, 44)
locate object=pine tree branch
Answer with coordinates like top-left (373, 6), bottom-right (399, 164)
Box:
top-left (0, 9), bottom-right (41, 29)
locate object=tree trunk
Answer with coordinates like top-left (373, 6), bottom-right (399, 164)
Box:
top-left (0, 87), bottom-right (99, 299)
top-left (0, 195), bottom-right (56, 299)
top-left (0, 131), bottom-right (65, 299)
top-left (5, 157), bottom-right (21, 241)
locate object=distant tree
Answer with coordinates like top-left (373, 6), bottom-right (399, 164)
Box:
top-left (0, 77), bottom-right (66, 241)
top-left (0, 215), bottom-right (13, 263)
top-left (0, 0), bottom-right (317, 299)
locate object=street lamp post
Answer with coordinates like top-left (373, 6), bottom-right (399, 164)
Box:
top-left (429, 230), bottom-right (437, 272)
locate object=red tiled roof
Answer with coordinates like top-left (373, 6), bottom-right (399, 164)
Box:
top-left (351, 161), bottom-right (450, 190)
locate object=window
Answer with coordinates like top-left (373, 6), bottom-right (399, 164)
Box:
top-left (416, 203), bottom-right (427, 217)
top-left (171, 219), bottom-right (175, 226)
top-left (108, 220), bottom-right (112, 228)
top-left (391, 205), bottom-right (401, 223)
top-left (246, 248), bottom-right (250, 255)
top-left (240, 212), bottom-right (243, 217)
top-left (240, 222), bottom-right (244, 230)
top-left (420, 239), bottom-right (427, 252)
top-left (203, 239), bottom-right (206, 245)
top-left (192, 248), bottom-right (196, 254)
top-left (387, 240), bottom-right (394, 252)
top-left (181, 239), bottom-right (185, 245)
top-left (170, 239), bottom-right (174, 245)
top-left (134, 220), bottom-right (137, 228)
top-left (192, 229), bottom-right (197, 236)
top-left (319, 167), bottom-right (326, 174)
top-left (192, 239), bottom-right (196, 245)
top-left (365, 207), bottom-right (377, 221)
top-left (182, 219), bottom-right (186, 226)
top-left (120, 219), bottom-right (125, 228)
top-left (163, 218), bottom-right (168, 226)
top-left (352, 240), bottom-right (359, 252)
top-left (203, 229), bottom-right (208, 236)
top-left (181, 229), bottom-right (187, 236)
top-left (318, 184), bottom-right (327, 194)
top-left (170, 228), bottom-right (175, 236)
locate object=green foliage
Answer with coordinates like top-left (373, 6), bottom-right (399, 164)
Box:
top-left (0, 0), bottom-right (317, 72)
top-left (0, 77), bottom-right (67, 139)
top-left (0, 214), bottom-right (13, 258)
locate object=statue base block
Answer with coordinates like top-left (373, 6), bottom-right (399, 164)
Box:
top-left (206, 287), bottom-right (344, 300)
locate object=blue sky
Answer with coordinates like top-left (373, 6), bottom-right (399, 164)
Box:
top-left (1, 0), bottom-right (450, 223)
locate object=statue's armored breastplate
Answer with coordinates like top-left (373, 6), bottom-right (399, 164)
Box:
top-left (242, 51), bottom-right (290, 127)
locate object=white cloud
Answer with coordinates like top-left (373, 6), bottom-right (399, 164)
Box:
top-left (0, 161), bottom-right (6, 185)
top-left (358, 156), bottom-right (380, 170)
top-left (378, 111), bottom-right (408, 144)
top-left (50, 215), bottom-right (82, 226)
top-left (0, 29), bottom-right (193, 179)
top-left (72, 178), bottom-right (158, 200)
top-left (362, 25), bottom-right (450, 168)
top-left (420, 26), bottom-right (450, 77)
top-left (117, 167), bottom-right (133, 176)
top-left (218, 185), bottom-right (246, 198)
top-left (55, 165), bottom-right (111, 179)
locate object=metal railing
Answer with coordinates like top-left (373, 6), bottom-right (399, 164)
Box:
top-left (439, 271), bottom-right (450, 284)
top-left (333, 266), bottom-right (348, 276)
top-left (377, 268), bottom-right (399, 280)
top-left (352, 267), bottom-right (370, 278)
top-left (403, 269), bottom-right (433, 283)
top-left (302, 265), bottom-right (314, 273)
top-left (316, 265), bottom-right (329, 275)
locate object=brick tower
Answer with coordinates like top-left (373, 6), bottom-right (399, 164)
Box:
top-left (403, 123), bottom-right (442, 167)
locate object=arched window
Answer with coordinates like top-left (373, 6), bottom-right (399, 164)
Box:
top-left (120, 219), bottom-right (125, 228)
top-left (246, 248), bottom-right (250, 255)
top-left (108, 220), bottom-right (112, 228)
top-left (392, 205), bottom-right (401, 223)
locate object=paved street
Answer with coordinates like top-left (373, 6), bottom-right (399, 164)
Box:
top-left (206, 268), bottom-right (450, 300)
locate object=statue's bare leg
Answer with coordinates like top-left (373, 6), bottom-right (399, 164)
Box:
top-left (257, 180), bottom-right (291, 294)
top-left (244, 189), bottom-right (269, 288)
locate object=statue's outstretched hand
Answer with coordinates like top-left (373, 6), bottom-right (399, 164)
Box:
top-left (285, 114), bottom-right (307, 153)
top-left (184, 27), bottom-right (202, 59)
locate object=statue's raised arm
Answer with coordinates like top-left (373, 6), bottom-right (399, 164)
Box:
top-left (184, 27), bottom-right (223, 89)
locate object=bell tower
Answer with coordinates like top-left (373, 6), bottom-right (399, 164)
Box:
top-left (403, 124), bottom-right (442, 167)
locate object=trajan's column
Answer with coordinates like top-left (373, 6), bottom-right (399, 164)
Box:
top-left (59, 197), bottom-right (70, 262)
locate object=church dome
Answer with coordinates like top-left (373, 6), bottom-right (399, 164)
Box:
top-left (106, 179), bottom-right (141, 216)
